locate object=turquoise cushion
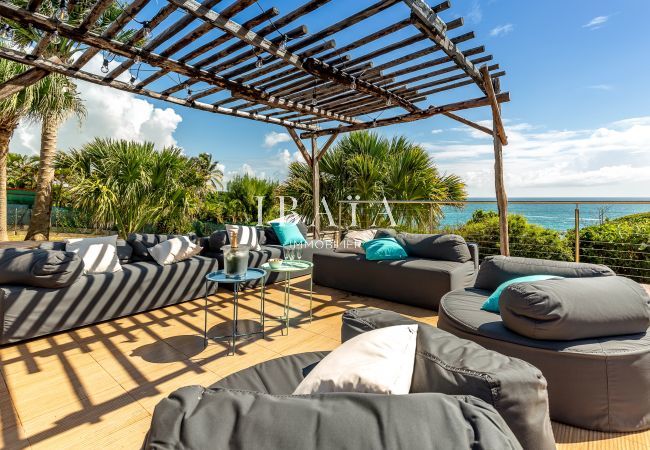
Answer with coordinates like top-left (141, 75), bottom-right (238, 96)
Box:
top-left (362, 238), bottom-right (408, 261)
top-left (271, 223), bottom-right (307, 246)
top-left (481, 275), bottom-right (564, 313)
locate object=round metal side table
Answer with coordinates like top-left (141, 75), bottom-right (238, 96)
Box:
top-left (260, 260), bottom-right (314, 335)
top-left (203, 268), bottom-right (266, 355)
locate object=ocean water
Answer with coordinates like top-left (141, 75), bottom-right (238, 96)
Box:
top-left (439, 198), bottom-right (650, 231)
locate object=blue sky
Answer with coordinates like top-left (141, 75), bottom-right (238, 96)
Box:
top-left (10, 0), bottom-right (650, 197)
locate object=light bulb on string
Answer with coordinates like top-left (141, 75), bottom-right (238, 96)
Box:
top-left (142, 22), bottom-right (151, 39)
top-left (51, 30), bottom-right (61, 45)
top-left (0, 25), bottom-right (9, 41)
top-left (54, 0), bottom-right (68, 21)
top-left (129, 75), bottom-right (136, 86)
top-left (101, 58), bottom-right (110, 74)
top-left (255, 56), bottom-right (264, 68)
top-left (133, 55), bottom-right (141, 64)
top-left (350, 77), bottom-right (356, 90)
top-left (386, 97), bottom-right (392, 107)
top-left (279, 35), bottom-right (288, 52)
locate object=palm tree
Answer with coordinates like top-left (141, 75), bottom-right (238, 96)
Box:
top-left (57, 138), bottom-right (211, 237)
top-left (0, 59), bottom-right (39, 241)
top-left (7, 153), bottom-right (39, 189)
top-left (190, 153), bottom-right (224, 192)
top-left (25, 74), bottom-right (85, 240)
top-left (278, 131), bottom-right (467, 231)
top-left (4, 0), bottom-right (136, 240)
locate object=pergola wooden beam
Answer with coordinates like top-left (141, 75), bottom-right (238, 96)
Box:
top-left (301, 92), bottom-right (510, 138)
top-left (404, 0), bottom-right (485, 93)
top-left (316, 132), bottom-right (339, 161)
top-left (285, 126), bottom-right (312, 165)
top-left (0, 66), bottom-right (49, 101)
top-left (480, 65), bottom-right (508, 145)
top-left (0, 46), bottom-right (318, 131)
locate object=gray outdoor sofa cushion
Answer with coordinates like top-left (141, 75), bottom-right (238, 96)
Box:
top-left (40, 238), bottom-right (134, 263)
top-left (0, 248), bottom-right (84, 288)
top-left (397, 232), bottom-right (472, 262)
top-left (313, 248), bottom-right (477, 310)
top-left (341, 308), bottom-right (555, 450)
top-left (0, 256), bottom-right (218, 344)
top-left (475, 255), bottom-right (615, 291)
top-left (145, 385), bottom-right (521, 450)
top-left (500, 276), bottom-right (650, 340)
top-left (438, 257), bottom-right (650, 432)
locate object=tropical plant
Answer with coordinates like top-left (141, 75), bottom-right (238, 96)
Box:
top-left (0, 59), bottom-right (40, 241)
top-left (7, 153), bottom-right (39, 189)
top-left (56, 138), bottom-right (219, 237)
top-left (278, 131), bottom-right (467, 230)
top-left (190, 152), bottom-right (223, 192)
top-left (456, 210), bottom-right (573, 261)
top-left (567, 213), bottom-right (650, 282)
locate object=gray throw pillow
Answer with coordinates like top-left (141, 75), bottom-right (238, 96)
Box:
top-left (208, 230), bottom-right (228, 253)
top-left (127, 233), bottom-right (176, 261)
top-left (475, 256), bottom-right (616, 291)
top-left (500, 276), bottom-right (650, 340)
top-left (374, 228), bottom-right (397, 239)
top-left (397, 233), bottom-right (471, 262)
top-left (0, 248), bottom-right (84, 288)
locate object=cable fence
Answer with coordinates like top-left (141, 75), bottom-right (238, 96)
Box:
top-left (336, 200), bottom-right (650, 283)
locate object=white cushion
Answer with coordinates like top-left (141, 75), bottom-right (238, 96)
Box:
top-left (65, 235), bottom-right (122, 274)
top-left (225, 224), bottom-right (261, 251)
top-left (335, 229), bottom-right (377, 254)
top-left (293, 324), bottom-right (418, 395)
top-left (148, 236), bottom-right (201, 266)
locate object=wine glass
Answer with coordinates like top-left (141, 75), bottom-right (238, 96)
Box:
top-left (285, 246), bottom-right (294, 261)
top-left (295, 244), bottom-right (303, 261)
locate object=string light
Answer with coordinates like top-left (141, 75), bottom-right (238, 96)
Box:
top-left (133, 55), bottom-right (141, 64)
top-left (142, 21), bottom-right (151, 39)
top-left (0, 24), bottom-right (14, 42)
top-left (350, 77), bottom-right (356, 90)
top-left (278, 34), bottom-right (288, 52)
top-left (51, 30), bottom-right (61, 45)
top-left (386, 97), bottom-right (392, 107)
top-left (101, 58), bottom-right (110, 74)
top-left (187, 88), bottom-right (192, 98)
top-left (129, 75), bottom-right (136, 86)
top-left (55, 0), bottom-right (68, 21)
top-left (255, 56), bottom-right (264, 68)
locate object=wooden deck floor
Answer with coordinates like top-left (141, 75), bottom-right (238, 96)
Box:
top-left (1, 277), bottom-right (649, 449)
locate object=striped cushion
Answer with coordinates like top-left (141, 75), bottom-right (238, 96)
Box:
top-left (225, 225), bottom-right (261, 251)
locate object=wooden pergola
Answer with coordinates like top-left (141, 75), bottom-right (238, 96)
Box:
top-left (0, 0), bottom-right (510, 254)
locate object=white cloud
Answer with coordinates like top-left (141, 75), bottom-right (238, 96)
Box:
top-left (431, 129), bottom-right (444, 134)
top-left (466, 1), bottom-right (482, 25)
top-left (420, 117), bottom-right (650, 197)
top-left (583, 16), bottom-right (609, 29)
top-left (9, 55), bottom-right (182, 155)
top-left (263, 131), bottom-right (291, 147)
top-left (587, 84), bottom-right (613, 91)
top-left (490, 24), bottom-right (514, 37)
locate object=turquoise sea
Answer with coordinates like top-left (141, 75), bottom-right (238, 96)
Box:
top-left (439, 198), bottom-right (650, 231)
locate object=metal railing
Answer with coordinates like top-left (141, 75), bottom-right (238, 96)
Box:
top-left (334, 199), bottom-right (650, 283)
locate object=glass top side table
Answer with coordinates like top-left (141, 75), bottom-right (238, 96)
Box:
top-left (260, 260), bottom-right (314, 335)
top-left (204, 268), bottom-right (266, 355)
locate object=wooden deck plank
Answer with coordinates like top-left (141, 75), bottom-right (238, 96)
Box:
top-left (0, 276), bottom-right (648, 449)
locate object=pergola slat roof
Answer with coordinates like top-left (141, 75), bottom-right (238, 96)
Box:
top-left (0, 0), bottom-right (509, 135)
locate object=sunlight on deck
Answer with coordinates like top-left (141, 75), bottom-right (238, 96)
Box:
top-left (1, 277), bottom-right (648, 449)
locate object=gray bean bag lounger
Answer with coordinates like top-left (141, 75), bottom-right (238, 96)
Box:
top-left (146, 350), bottom-right (522, 449)
top-left (438, 256), bottom-right (650, 432)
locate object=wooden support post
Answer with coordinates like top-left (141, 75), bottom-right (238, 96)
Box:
top-left (311, 136), bottom-right (320, 239)
top-left (493, 125), bottom-right (509, 256)
top-left (285, 127), bottom-right (312, 165)
top-left (316, 132), bottom-right (339, 161)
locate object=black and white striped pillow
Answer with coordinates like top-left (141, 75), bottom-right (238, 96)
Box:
top-left (225, 225), bottom-right (261, 251)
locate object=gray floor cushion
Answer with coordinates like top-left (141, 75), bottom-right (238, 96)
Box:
top-left (438, 288), bottom-right (650, 432)
top-left (341, 308), bottom-right (555, 450)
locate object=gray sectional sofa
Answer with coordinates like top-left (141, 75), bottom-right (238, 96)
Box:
top-left (0, 228), bottom-right (328, 345)
top-left (146, 308), bottom-right (554, 449)
top-left (438, 256), bottom-right (650, 432)
top-left (313, 232), bottom-right (478, 309)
